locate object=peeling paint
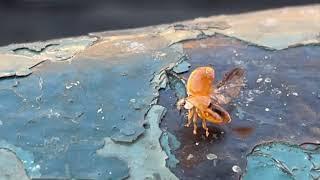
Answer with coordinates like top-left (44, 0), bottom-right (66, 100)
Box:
top-left (160, 131), bottom-right (181, 168)
top-left (0, 36), bottom-right (183, 179)
top-left (0, 149), bottom-right (29, 180)
top-left (166, 70), bottom-right (187, 100)
top-left (0, 36), bottom-right (98, 61)
top-left (0, 4), bottom-right (319, 179)
top-left (91, 5), bottom-right (320, 50)
top-left (0, 140), bottom-right (40, 177)
top-left (97, 105), bottom-right (178, 180)
top-left (244, 142), bottom-right (320, 180)
top-left (172, 56), bottom-right (191, 74)
top-left (0, 54), bottom-right (44, 78)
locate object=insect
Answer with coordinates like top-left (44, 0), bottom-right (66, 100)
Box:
top-left (176, 66), bottom-right (245, 137)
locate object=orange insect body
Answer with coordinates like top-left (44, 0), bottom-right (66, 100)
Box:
top-left (182, 66), bottom-right (244, 137)
top-left (186, 67), bottom-right (214, 97)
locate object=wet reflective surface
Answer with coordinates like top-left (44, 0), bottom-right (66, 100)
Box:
top-left (159, 35), bottom-right (320, 179)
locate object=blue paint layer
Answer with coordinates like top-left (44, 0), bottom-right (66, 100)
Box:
top-left (0, 49), bottom-right (178, 179)
top-left (244, 142), bottom-right (320, 180)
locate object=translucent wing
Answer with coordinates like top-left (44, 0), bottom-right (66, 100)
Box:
top-left (211, 67), bottom-right (245, 105)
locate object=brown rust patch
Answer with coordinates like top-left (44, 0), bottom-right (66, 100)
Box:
top-left (231, 127), bottom-right (254, 139)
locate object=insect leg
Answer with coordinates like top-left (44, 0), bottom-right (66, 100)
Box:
top-left (185, 108), bottom-right (194, 127)
top-left (193, 108), bottom-right (198, 135)
top-left (202, 120), bottom-right (209, 137)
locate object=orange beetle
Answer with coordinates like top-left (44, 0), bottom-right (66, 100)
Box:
top-left (177, 66), bottom-right (245, 137)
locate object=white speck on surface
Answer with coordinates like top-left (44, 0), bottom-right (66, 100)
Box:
top-left (264, 77), bottom-right (271, 83)
top-left (130, 98), bottom-right (136, 103)
top-left (97, 108), bottom-right (103, 113)
top-left (253, 89), bottom-right (264, 94)
top-left (195, 142), bottom-right (199, 146)
top-left (272, 88), bottom-right (282, 95)
top-left (187, 154), bottom-right (194, 160)
top-left (38, 77), bottom-right (43, 90)
top-left (101, 116), bottom-right (105, 120)
top-left (47, 109), bottom-right (61, 118)
top-left (256, 78), bottom-right (263, 83)
top-left (265, 108), bottom-right (270, 112)
top-left (31, 164), bottom-right (41, 172)
top-left (206, 153), bottom-right (218, 160)
top-left (152, 51), bottom-right (167, 60)
top-left (109, 171), bottom-right (112, 175)
top-left (292, 92), bottom-right (299, 96)
top-left (232, 165), bottom-right (242, 173)
top-left (65, 85), bottom-right (72, 89)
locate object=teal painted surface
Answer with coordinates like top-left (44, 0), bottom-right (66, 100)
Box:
top-left (244, 142), bottom-right (320, 180)
top-left (0, 47), bottom-right (180, 179)
top-left (160, 131), bottom-right (181, 168)
top-left (0, 140), bottom-right (40, 177)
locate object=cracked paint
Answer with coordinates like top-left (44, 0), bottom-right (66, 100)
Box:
top-left (160, 131), bottom-right (181, 169)
top-left (0, 4), bottom-right (319, 180)
top-left (97, 105), bottom-right (178, 180)
top-left (0, 36), bottom-right (98, 61)
top-left (0, 36), bottom-right (182, 179)
top-left (244, 142), bottom-right (320, 180)
top-left (181, 5), bottom-right (320, 50)
top-left (0, 148), bottom-right (29, 180)
top-left (172, 56), bottom-right (191, 74)
top-left (0, 54), bottom-right (44, 78)
top-left (0, 140), bottom-right (40, 177)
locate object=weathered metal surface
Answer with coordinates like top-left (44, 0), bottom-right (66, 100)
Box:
top-left (97, 105), bottom-right (178, 180)
top-left (0, 5), bottom-right (319, 180)
top-left (178, 5), bottom-right (320, 50)
top-left (244, 142), bottom-right (320, 180)
top-left (0, 148), bottom-right (29, 180)
top-left (90, 5), bottom-right (320, 50)
top-left (0, 44), bottom-right (181, 179)
top-left (0, 36), bottom-right (97, 62)
top-left (158, 34), bottom-right (320, 179)
top-left (0, 54), bottom-right (44, 78)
